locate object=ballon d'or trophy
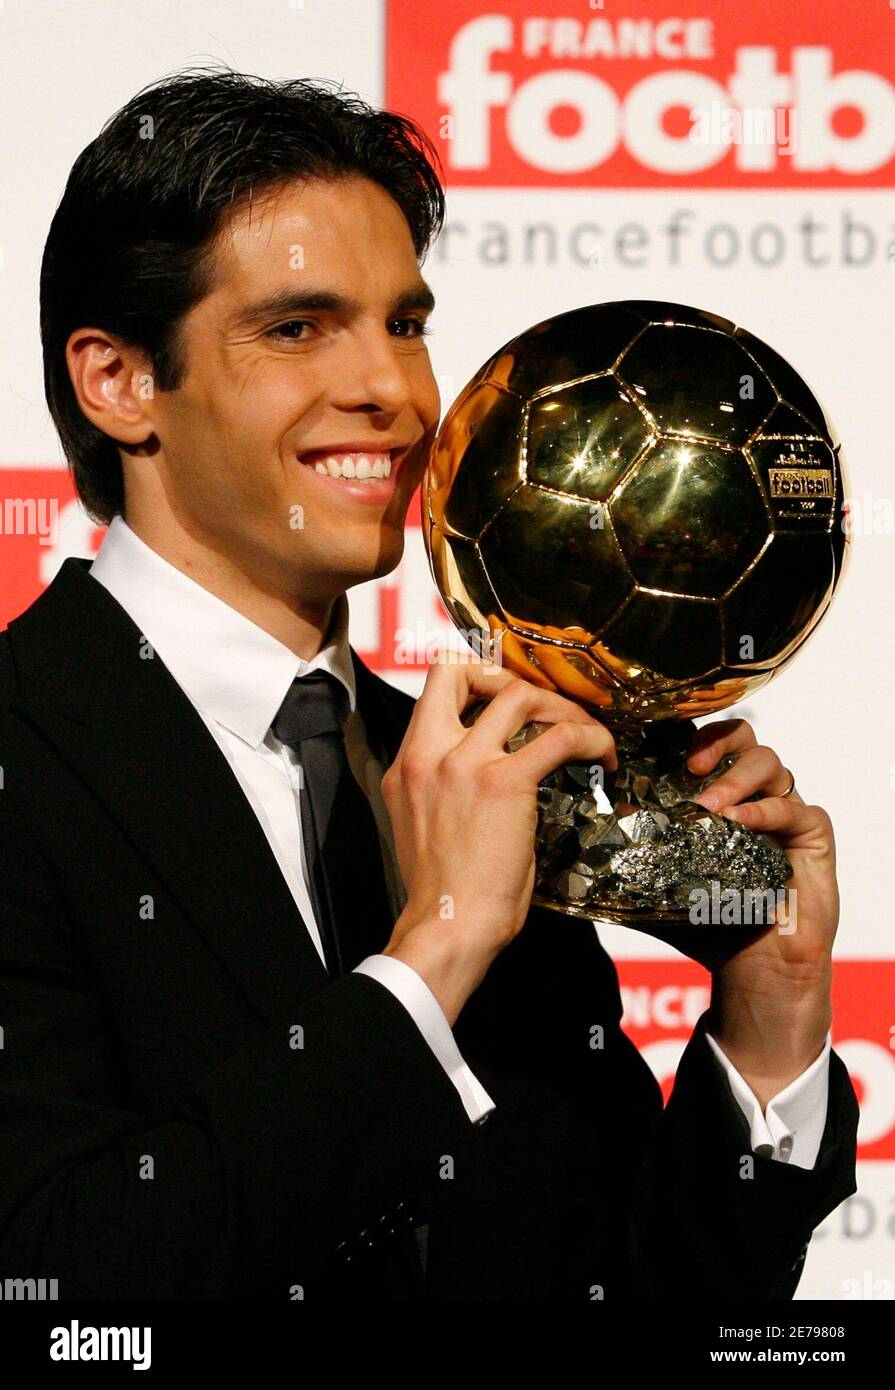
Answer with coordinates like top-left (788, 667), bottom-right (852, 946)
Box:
top-left (423, 301), bottom-right (850, 945)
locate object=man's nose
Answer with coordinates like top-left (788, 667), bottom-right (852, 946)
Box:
top-left (331, 328), bottom-right (414, 416)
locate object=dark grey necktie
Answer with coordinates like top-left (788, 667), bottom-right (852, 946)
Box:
top-left (271, 670), bottom-right (394, 975)
top-left (271, 670), bottom-right (426, 1296)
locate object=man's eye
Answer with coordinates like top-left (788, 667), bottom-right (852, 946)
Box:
top-left (266, 316), bottom-right (431, 342)
top-left (390, 316), bottom-right (431, 339)
top-left (267, 320), bottom-right (314, 341)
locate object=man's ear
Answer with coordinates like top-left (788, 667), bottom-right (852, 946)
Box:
top-left (65, 328), bottom-right (157, 448)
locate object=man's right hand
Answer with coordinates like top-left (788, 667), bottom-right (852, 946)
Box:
top-left (380, 655), bottom-right (617, 1026)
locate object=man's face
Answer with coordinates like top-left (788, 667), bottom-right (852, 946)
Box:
top-left (139, 175), bottom-right (440, 602)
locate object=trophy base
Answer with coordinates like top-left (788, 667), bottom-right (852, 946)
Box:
top-left (507, 718), bottom-right (792, 944)
top-left (529, 892), bottom-right (770, 965)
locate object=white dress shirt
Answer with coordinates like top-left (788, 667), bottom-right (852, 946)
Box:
top-left (89, 516), bottom-right (830, 1164)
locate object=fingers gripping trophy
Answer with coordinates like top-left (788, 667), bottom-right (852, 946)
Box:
top-left (422, 301), bottom-right (849, 944)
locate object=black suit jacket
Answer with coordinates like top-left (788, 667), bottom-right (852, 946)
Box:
top-left (0, 557), bottom-right (859, 1300)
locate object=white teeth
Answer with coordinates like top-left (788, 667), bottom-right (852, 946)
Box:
top-left (303, 450), bottom-right (395, 480)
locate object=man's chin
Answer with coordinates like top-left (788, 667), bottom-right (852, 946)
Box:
top-left (336, 532), bottom-right (406, 590)
top-left (357, 544), bottom-right (405, 586)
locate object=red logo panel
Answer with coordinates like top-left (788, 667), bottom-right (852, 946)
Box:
top-left (386, 0), bottom-right (895, 187)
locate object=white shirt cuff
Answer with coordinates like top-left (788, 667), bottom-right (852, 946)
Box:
top-left (704, 1028), bottom-right (832, 1170)
top-left (353, 954), bottom-right (497, 1125)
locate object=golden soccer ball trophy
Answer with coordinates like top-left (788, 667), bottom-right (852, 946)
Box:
top-left (423, 300), bottom-right (849, 940)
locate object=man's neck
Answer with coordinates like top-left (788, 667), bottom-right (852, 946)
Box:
top-left (121, 515), bottom-right (338, 663)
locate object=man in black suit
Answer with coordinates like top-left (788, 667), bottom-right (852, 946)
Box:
top-left (0, 68), bottom-right (858, 1300)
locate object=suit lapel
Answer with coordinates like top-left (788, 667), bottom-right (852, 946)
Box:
top-left (6, 558), bottom-right (347, 1021)
top-left (350, 647), bottom-right (415, 767)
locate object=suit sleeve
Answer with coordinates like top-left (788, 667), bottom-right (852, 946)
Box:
top-left (626, 1009), bottom-right (859, 1299)
top-left (354, 954), bottom-right (497, 1124)
top-left (0, 784), bottom-right (469, 1299)
top-left (704, 1027), bottom-right (832, 1169)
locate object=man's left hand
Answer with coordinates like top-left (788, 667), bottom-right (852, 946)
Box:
top-left (686, 718), bottom-right (835, 1108)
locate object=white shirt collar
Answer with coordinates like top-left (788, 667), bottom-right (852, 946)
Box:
top-left (88, 515), bottom-right (356, 749)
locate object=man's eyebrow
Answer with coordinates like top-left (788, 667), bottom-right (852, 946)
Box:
top-left (229, 282), bottom-right (436, 331)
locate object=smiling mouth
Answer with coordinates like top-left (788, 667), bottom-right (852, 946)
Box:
top-left (297, 447), bottom-right (406, 481)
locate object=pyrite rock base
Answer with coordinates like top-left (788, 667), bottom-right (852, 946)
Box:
top-left (507, 719), bottom-right (793, 937)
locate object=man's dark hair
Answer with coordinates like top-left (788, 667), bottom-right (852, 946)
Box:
top-left (40, 66), bottom-right (445, 525)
